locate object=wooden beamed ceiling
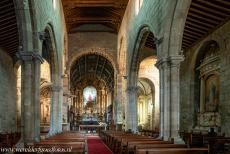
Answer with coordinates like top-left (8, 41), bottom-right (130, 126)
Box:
top-left (0, 0), bottom-right (19, 57)
top-left (62, 0), bottom-right (129, 33)
top-left (70, 54), bottom-right (114, 90)
top-left (182, 0), bottom-right (230, 50)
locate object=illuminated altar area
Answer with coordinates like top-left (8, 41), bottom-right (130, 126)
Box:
top-left (68, 82), bottom-right (112, 131)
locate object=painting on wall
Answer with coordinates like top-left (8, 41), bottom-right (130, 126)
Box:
top-left (83, 86), bottom-right (97, 107)
top-left (205, 75), bottom-right (219, 112)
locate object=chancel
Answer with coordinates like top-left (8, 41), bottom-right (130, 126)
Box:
top-left (0, 0), bottom-right (230, 154)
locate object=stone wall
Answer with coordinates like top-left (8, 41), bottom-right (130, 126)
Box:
top-left (118, 0), bottom-right (178, 67)
top-left (180, 21), bottom-right (230, 135)
top-left (68, 32), bottom-right (117, 66)
top-left (0, 49), bottom-right (17, 133)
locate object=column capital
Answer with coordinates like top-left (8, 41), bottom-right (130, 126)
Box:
top-left (51, 85), bottom-right (62, 92)
top-left (126, 86), bottom-right (138, 93)
top-left (16, 51), bottom-right (44, 63)
top-left (16, 52), bottom-right (34, 61)
top-left (33, 52), bottom-right (44, 63)
top-left (155, 58), bottom-right (170, 69)
top-left (168, 55), bottom-right (184, 67)
top-left (155, 55), bottom-right (184, 69)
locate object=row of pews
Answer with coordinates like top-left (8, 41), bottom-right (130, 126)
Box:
top-left (34, 131), bottom-right (86, 153)
top-left (138, 130), bottom-right (159, 138)
top-left (0, 132), bottom-right (20, 147)
top-left (100, 130), bottom-right (209, 154)
top-left (179, 130), bottom-right (230, 154)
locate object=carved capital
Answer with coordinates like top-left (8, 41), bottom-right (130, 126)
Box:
top-left (16, 51), bottom-right (33, 61)
top-left (168, 55), bottom-right (184, 67)
top-left (155, 58), bottom-right (170, 69)
top-left (16, 51), bottom-right (44, 63)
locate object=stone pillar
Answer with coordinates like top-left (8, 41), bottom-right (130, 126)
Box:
top-left (126, 86), bottom-right (138, 132)
top-left (33, 53), bottom-right (43, 142)
top-left (157, 63), bottom-right (165, 138)
top-left (48, 85), bottom-right (62, 136)
top-left (170, 56), bottom-right (184, 143)
top-left (16, 52), bottom-right (43, 145)
top-left (155, 56), bottom-right (184, 142)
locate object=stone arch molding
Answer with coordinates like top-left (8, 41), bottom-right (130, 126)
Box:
top-left (68, 47), bottom-right (119, 75)
top-left (128, 25), bottom-right (154, 85)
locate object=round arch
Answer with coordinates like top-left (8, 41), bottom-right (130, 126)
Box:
top-left (42, 24), bottom-right (60, 85)
top-left (128, 25), bottom-right (156, 86)
top-left (68, 48), bottom-right (119, 75)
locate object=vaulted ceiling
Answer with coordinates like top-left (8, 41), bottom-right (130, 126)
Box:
top-left (70, 54), bottom-right (114, 90)
top-left (0, 0), bottom-right (19, 57)
top-left (61, 0), bottom-right (129, 33)
top-left (182, 0), bottom-right (230, 50)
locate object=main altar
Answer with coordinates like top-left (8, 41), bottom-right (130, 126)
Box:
top-left (68, 86), bottom-right (109, 133)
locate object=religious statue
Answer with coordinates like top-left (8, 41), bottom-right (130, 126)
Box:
top-left (205, 81), bottom-right (219, 112)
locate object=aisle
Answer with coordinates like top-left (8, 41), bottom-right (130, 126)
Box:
top-left (87, 136), bottom-right (112, 154)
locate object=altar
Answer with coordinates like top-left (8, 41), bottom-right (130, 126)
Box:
top-left (79, 124), bottom-right (106, 132)
top-left (79, 113), bottom-right (107, 133)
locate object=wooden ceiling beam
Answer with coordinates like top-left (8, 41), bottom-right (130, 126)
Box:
top-left (0, 3), bottom-right (14, 10)
top-left (184, 28), bottom-right (204, 37)
top-left (186, 21), bottom-right (209, 32)
top-left (0, 11), bottom-right (15, 20)
top-left (184, 25), bottom-right (207, 34)
top-left (188, 12), bottom-right (219, 25)
top-left (189, 8), bottom-right (224, 21)
top-left (187, 17), bottom-right (216, 29)
top-left (1, 40), bottom-right (18, 47)
top-left (215, 0), bottom-right (230, 8)
top-left (183, 33), bottom-right (200, 40)
top-left (182, 41), bottom-right (191, 46)
top-left (62, 0), bottom-right (124, 8)
top-left (191, 3), bottom-right (229, 17)
top-left (183, 36), bottom-right (196, 42)
top-left (198, 1), bottom-right (230, 14)
top-left (0, 0), bottom-right (10, 5)
top-left (182, 38), bottom-right (192, 44)
top-left (67, 17), bottom-right (120, 22)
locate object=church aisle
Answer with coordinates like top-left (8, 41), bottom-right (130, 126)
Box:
top-left (87, 136), bottom-right (112, 154)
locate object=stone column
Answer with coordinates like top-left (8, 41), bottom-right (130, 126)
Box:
top-left (156, 59), bottom-right (170, 140)
top-left (17, 51), bottom-right (35, 147)
top-left (126, 86), bottom-right (138, 132)
top-left (156, 56), bottom-right (184, 142)
top-left (33, 53), bottom-right (43, 142)
top-left (48, 85), bottom-right (62, 136)
top-left (156, 62), bottom-right (165, 138)
top-left (169, 56), bottom-right (184, 143)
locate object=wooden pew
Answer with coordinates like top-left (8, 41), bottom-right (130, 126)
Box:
top-left (34, 131), bottom-right (86, 153)
top-left (124, 140), bottom-right (175, 154)
top-left (136, 147), bottom-right (209, 154)
top-left (134, 144), bottom-right (187, 154)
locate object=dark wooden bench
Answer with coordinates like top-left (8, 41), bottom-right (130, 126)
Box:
top-left (136, 147), bottom-right (209, 154)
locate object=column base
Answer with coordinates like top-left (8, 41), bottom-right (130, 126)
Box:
top-left (173, 136), bottom-right (185, 144)
top-left (46, 130), bottom-right (57, 138)
top-left (15, 138), bottom-right (25, 148)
